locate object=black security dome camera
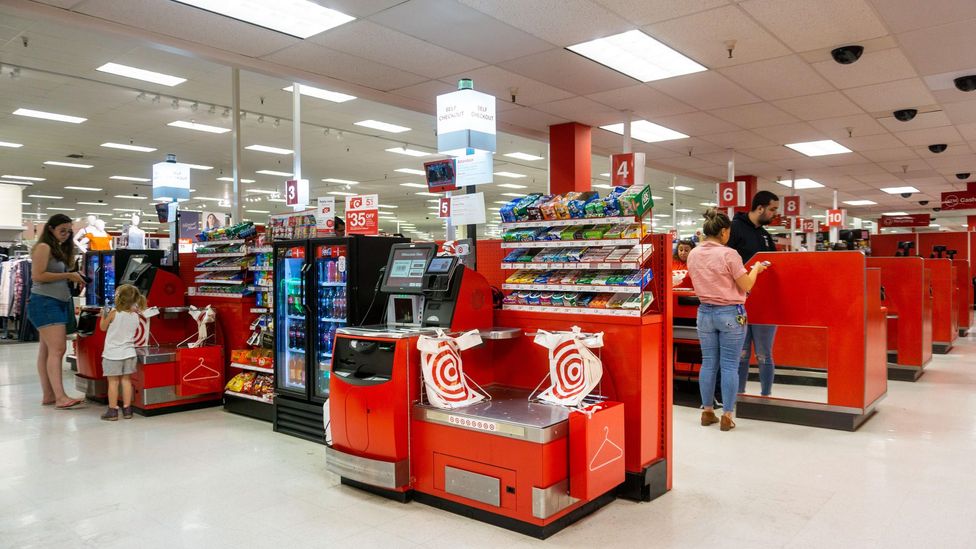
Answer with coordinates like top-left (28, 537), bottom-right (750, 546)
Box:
top-left (954, 75), bottom-right (976, 92)
top-left (900, 192), bottom-right (912, 198)
top-left (919, 200), bottom-right (929, 206)
top-left (956, 173), bottom-right (970, 180)
top-left (831, 45), bottom-right (864, 64)
top-left (933, 207), bottom-right (941, 212)
top-left (928, 144), bottom-right (948, 153)
top-left (893, 109), bottom-right (918, 122)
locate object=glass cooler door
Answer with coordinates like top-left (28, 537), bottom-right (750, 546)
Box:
top-left (102, 253), bottom-right (116, 306)
top-left (84, 253), bottom-right (102, 307)
top-left (312, 241), bottom-right (348, 400)
top-left (274, 244), bottom-right (309, 398)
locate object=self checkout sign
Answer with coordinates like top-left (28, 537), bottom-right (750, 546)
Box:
top-left (718, 181), bottom-right (747, 208)
top-left (610, 152), bottom-right (645, 187)
top-left (782, 196), bottom-right (802, 217)
top-left (827, 209), bottom-right (846, 227)
top-left (345, 194), bottom-right (379, 236)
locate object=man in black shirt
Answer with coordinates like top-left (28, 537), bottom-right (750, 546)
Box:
top-left (728, 190), bottom-right (779, 396)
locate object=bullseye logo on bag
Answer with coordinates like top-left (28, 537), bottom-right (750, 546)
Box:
top-left (426, 341), bottom-right (470, 403)
top-left (551, 340), bottom-right (586, 400)
top-left (134, 315), bottom-right (150, 346)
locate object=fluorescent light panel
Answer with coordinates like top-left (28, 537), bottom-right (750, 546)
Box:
top-left (46, 207), bottom-right (75, 211)
top-left (96, 62), bottom-right (186, 86)
top-left (601, 120), bottom-right (688, 143)
top-left (246, 189), bottom-right (278, 195)
top-left (245, 144), bottom-right (293, 155)
top-left (282, 84), bottom-right (355, 103)
top-left (504, 152), bottom-right (544, 161)
top-left (501, 192), bottom-right (527, 197)
top-left (175, 0), bottom-right (355, 39)
top-left (776, 178), bottom-right (824, 189)
top-left (785, 140), bottom-right (852, 157)
top-left (3, 175), bottom-right (45, 181)
top-left (497, 183), bottom-right (527, 189)
top-left (114, 195), bottom-right (147, 200)
top-left (400, 183), bottom-right (427, 188)
top-left (395, 168), bottom-right (425, 175)
top-left (567, 29), bottom-right (706, 83)
top-left (378, 204), bottom-right (398, 209)
top-left (101, 142), bottom-right (157, 152)
top-left (44, 161), bottom-right (93, 169)
top-left (494, 172), bottom-right (527, 179)
top-left (110, 176), bottom-right (150, 182)
top-left (880, 186), bottom-right (920, 194)
top-left (415, 192), bottom-right (440, 197)
top-left (669, 186), bottom-right (694, 191)
top-left (322, 178), bottom-right (358, 185)
top-left (217, 177), bottom-right (255, 183)
top-left (883, 212), bottom-right (908, 216)
top-left (385, 147), bottom-right (430, 157)
top-left (354, 120), bottom-right (410, 133)
top-left (183, 164), bottom-right (213, 170)
top-left (0, 141), bottom-right (23, 148)
top-left (77, 201), bottom-right (105, 206)
top-left (328, 191), bottom-right (357, 196)
top-left (167, 120), bottom-right (231, 134)
top-left (844, 200), bottom-right (877, 206)
top-left (64, 186), bottom-right (102, 191)
top-left (256, 170), bottom-right (292, 177)
top-left (28, 194), bottom-right (62, 199)
top-left (13, 108), bottom-right (86, 124)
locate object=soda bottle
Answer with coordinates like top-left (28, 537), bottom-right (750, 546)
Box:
top-left (337, 248), bottom-right (347, 283)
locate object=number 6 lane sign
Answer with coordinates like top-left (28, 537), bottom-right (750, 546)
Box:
top-left (718, 181), bottom-right (746, 208)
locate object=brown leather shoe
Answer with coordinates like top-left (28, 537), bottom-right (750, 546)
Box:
top-left (721, 415), bottom-right (735, 431)
top-left (701, 410), bottom-right (719, 426)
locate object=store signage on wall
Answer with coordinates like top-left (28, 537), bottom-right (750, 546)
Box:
top-left (880, 214), bottom-right (930, 227)
top-left (436, 88), bottom-right (496, 156)
top-left (315, 196), bottom-right (336, 235)
top-left (152, 161), bottom-right (190, 201)
top-left (826, 209), bottom-right (846, 227)
top-left (345, 194), bottom-right (379, 235)
top-left (285, 179), bottom-right (310, 209)
top-left (610, 152), bottom-right (645, 187)
top-left (717, 180), bottom-right (746, 208)
top-left (782, 196), bottom-right (802, 217)
top-left (447, 192), bottom-right (486, 225)
top-left (940, 190), bottom-right (976, 211)
top-left (455, 152), bottom-right (494, 186)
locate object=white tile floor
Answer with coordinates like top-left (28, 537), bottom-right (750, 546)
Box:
top-left (3, 338), bottom-right (976, 548)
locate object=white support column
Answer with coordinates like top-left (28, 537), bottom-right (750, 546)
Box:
top-left (622, 112), bottom-right (632, 154)
top-left (831, 189), bottom-right (839, 244)
top-left (292, 83), bottom-right (302, 186)
top-left (726, 149), bottom-right (735, 218)
top-left (231, 68), bottom-right (242, 223)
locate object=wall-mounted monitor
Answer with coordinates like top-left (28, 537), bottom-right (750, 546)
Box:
top-left (424, 159), bottom-right (458, 193)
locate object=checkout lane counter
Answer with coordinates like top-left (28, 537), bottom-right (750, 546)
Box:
top-left (865, 257), bottom-right (933, 381)
top-left (326, 243), bottom-right (628, 538)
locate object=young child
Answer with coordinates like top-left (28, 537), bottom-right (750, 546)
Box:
top-left (99, 284), bottom-right (146, 421)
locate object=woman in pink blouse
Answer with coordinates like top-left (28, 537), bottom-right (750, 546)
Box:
top-left (686, 209), bottom-right (767, 431)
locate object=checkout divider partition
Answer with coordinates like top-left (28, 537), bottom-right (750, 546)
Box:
top-left (925, 258), bottom-right (958, 354)
top-left (865, 257), bottom-right (933, 381)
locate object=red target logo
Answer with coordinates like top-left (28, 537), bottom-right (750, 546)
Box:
top-left (425, 341), bottom-right (469, 403)
top-left (551, 340), bottom-right (585, 399)
top-left (134, 315), bottom-right (150, 346)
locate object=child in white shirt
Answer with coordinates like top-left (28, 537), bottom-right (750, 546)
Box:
top-left (99, 284), bottom-right (146, 421)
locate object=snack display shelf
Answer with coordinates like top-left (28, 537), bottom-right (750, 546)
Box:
top-left (502, 261), bottom-right (644, 270)
top-left (250, 307), bottom-right (269, 313)
top-left (501, 238), bottom-right (640, 249)
top-left (193, 292), bottom-right (248, 299)
top-left (249, 246), bottom-right (272, 253)
top-left (195, 265), bottom-right (244, 272)
top-left (502, 304), bottom-right (641, 317)
top-left (229, 362), bottom-right (274, 374)
top-left (195, 278), bottom-right (245, 285)
top-left (500, 216), bottom-right (641, 229)
top-left (224, 390), bottom-right (272, 404)
top-left (196, 252), bottom-right (246, 258)
top-left (248, 285), bottom-right (272, 291)
top-left (250, 266), bottom-right (273, 271)
top-left (502, 283), bottom-right (642, 294)
top-left (198, 239), bottom-right (246, 245)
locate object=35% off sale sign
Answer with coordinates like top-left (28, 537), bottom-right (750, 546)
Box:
top-left (344, 194), bottom-right (379, 236)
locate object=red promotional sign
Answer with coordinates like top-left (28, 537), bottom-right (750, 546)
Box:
top-left (438, 197), bottom-right (451, 218)
top-left (880, 214), bottom-right (930, 227)
top-left (782, 195), bottom-right (802, 217)
top-left (826, 209), bottom-right (845, 227)
top-left (345, 194), bottom-right (379, 236)
top-left (717, 181), bottom-right (746, 208)
top-left (610, 153), bottom-right (644, 187)
top-left (940, 190), bottom-right (976, 211)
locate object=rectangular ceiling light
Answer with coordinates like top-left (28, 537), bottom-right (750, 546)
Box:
top-left (676, 208), bottom-right (693, 213)
top-left (46, 207), bottom-right (75, 211)
top-left (843, 200), bottom-right (877, 206)
top-left (114, 195), bottom-right (147, 200)
top-left (497, 183), bottom-right (527, 189)
top-left (415, 191), bottom-right (440, 197)
top-left (504, 152), bottom-right (544, 161)
top-left (282, 84), bottom-right (355, 103)
top-left (701, 201), bottom-right (718, 207)
top-left (322, 178), bottom-right (358, 185)
top-left (245, 144), bottom-right (293, 155)
top-left (785, 139), bottom-right (852, 157)
top-left (112, 207), bottom-right (142, 212)
top-left (6, 175), bottom-right (46, 181)
top-left (354, 120), bottom-right (410, 133)
top-left (2, 180), bottom-right (33, 186)
top-left (880, 186), bottom-right (920, 194)
top-left (246, 189), bottom-right (278, 195)
top-left (110, 175), bottom-right (151, 182)
top-left (44, 161), bottom-right (93, 169)
top-left (494, 172), bottom-right (527, 179)
top-left (776, 178), bottom-right (824, 189)
top-left (216, 177), bottom-right (256, 183)
top-left (13, 108), bottom-right (86, 124)
top-left (64, 186), bottom-right (102, 191)
top-left (600, 120), bottom-right (688, 143)
top-left (96, 62), bottom-right (186, 86)
top-left (29, 194), bottom-right (63, 199)
top-left (883, 211), bottom-right (908, 216)
top-left (183, 164), bottom-right (213, 170)
top-left (167, 120), bottom-right (231, 134)
top-left (0, 141), bottom-right (23, 148)
top-left (256, 169), bottom-right (292, 177)
top-left (378, 204), bottom-right (398, 209)
top-left (101, 142), bottom-right (157, 152)
top-left (599, 172), bottom-right (611, 177)
top-left (400, 183), bottom-right (427, 188)
top-left (395, 168), bottom-right (425, 175)
top-left (175, 0), bottom-right (355, 39)
top-left (385, 147), bottom-right (430, 157)
top-left (501, 192), bottom-right (528, 197)
top-left (77, 201), bottom-right (106, 206)
top-left (567, 30), bottom-right (706, 83)
top-left (668, 185), bottom-right (694, 191)
top-left (268, 198), bottom-right (286, 203)
top-left (245, 209), bottom-right (270, 214)
top-left (328, 191), bottom-right (357, 196)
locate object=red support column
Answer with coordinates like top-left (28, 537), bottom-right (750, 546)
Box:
top-left (733, 175), bottom-right (758, 214)
top-left (549, 122), bottom-right (592, 195)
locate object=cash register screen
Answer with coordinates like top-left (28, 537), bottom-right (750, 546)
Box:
top-left (381, 244), bottom-right (435, 293)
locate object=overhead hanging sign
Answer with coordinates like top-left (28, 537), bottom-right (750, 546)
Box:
top-left (285, 179), bottom-right (310, 209)
top-left (438, 197), bottom-right (451, 219)
top-left (436, 88), bottom-right (496, 157)
top-left (800, 218), bottom-right (817, 233)
top-left (152, 161), bottom-right (190, 201)
top-left (826, 209), bottom-right (846, 228)
top-left (880, 214), bottom-right (930, 228)
top-left (717, 181), bottom-right (746, 208)
top-left (447, 192), bottom-right (486, 225)
top-left (455, 152), bottom-right (493, 186)
top-left (782, 195), bottom-right (802, 217)
top-left (345, 194), bottom-right (379, 236)
top-left (315, 196), bottom-right (336, 235)
top-left (940, 190), bottom-right (976, 211)
top-left (610, 152), bottom-right (645, 187)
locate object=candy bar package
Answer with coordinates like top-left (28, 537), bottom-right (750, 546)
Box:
top-left (606, 294), bottom-right (630, 309)
top-left (515, 291), bottom-right (530, 305)
top-left (580, 247), bottom-right (612, 262)
top-left (606, 273), bottom-right (626, 285)
top-left (551, 293), bottom-right (564, 306)
top-left (503, 249), bottom-right (528, 262)
top-left (564, 248), bottom-right (586, 262)
top-left (503, 293), bottom-right (518, 305)
top-left (583, 225), bottom-right (609, 240)
top-left (539, 293), bottom-right (552, 306)
top-left (533, 271), bottom-right (556, 284)
top-left (527, 293), bottom-right (542, 306)
top-left (539, 195), bottom-right (563, 220)
top-left (505, 271), bottom-right (525, 283)
top-left (526, 194), bottom-right (553, 220)
top-left (512, 193), bottom-right (544, 221)
top-left (619, 223), bottom-right (643, 239)
top-left (584, 199), bottom-right (607, 218)
top-left (560, 225), bottom-right (586, 240)
top-left (590, 271), bottom-right (611, 285)
top-left (552, 192), bottom-right (581, 219)
top-left (602, 223), bottom-right (630, 239)
top-left (567, 191), bottom-right (599, 218)
top-left (538, 227), bottom-right (564, 241)
top-left (499, 196), bottom-right (523, 223)
top-left (575, 272), bottom-right (596, 285)
top-left (573, 293), bottom-right (589, 307)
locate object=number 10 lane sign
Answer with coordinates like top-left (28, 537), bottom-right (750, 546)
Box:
top-left (345, 194), bottom-right (379, 236)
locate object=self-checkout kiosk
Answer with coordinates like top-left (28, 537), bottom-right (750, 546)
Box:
top-left (327, 243), bottom-right (626, 538)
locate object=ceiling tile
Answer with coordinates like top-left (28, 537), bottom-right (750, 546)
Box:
top-left (586, 85), bottom-right (697, 118)
top-left (942, 100), bottom-right (976, 126)
top-left (499, 48), bottom-right (640, 96)
top-left (388, 80), bottom-right (457, 106)
top-left (740, 0), bottom-right (888, 52)
top-left (896, 19), bottom-right (976, 76)
top-left (369, 0), bottom-right (554, 64)
top-left (458, 0), bottom-right (630, 46)
top-left (808, 113), bottom-right (887, 139)
top-left (860, 147), bottom-right (919, 163)
top-left (533, 96), bottom-right (624, 127)
top-left (594, 0), bottom-right (731, 26)
top-left (652, 111), bottom-right (741, 135)
top-left (877, 110), bottom-right (952, 132)
top-left (741, 146), bottom-right (806, 162)
top-left (439, 65), bottom-right (574, 107)
top-left (654, 137), bottom-right (724, 156)
top-left (774, 91), bottom-right (865, 121)
top-left (720, 55), bottom-right (833, 101)
top-left (843, 78), bottom-right (937, 113)
top-left (649, 71), bottom-right (761, 110)
top-left (870, 0), bottom-right (976, 34)
top-left (753, 122), bottom-right (827, 144)
top-left (263, 42), bottom-right (426, 92)
top-left (811, 47), bottom-right (918, 89)
top-left (699, 130), bottom-right (776, 149)
top-left (894, 126), bottom-right (963, 147)
top-left (643, 5), bottom-right (791, 69)
top-left (498, 106), bottom-right (570, 134)
top-left (708, 103), bottom-right (799, 129)
top-left (837, 133), bottom-right (905, 151)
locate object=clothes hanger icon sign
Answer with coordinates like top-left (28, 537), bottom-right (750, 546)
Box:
top-left (183, 357), bottom-right (220, 382)
top-left (588, 425), bottom-right (623, 472)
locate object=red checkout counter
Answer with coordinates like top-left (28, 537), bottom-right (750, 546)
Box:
top-left (75, 252), bottom-right (225, 415)
top-left (954, 259), bottom-right (972, 337)
top-left (865, 257), bottom-right (933, 381)
top-left (326, 242), bottom-right (669, 538)
top-left (926, 258), bottom-right (957, 354)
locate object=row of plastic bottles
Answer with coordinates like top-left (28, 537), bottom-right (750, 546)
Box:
top-left (318, 246), bottom-right (348, 284)
top-left (318, 287), bottom-right (347, 320)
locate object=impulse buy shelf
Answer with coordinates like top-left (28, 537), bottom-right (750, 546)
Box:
top-left (191, 238), bottom-right (273, 300)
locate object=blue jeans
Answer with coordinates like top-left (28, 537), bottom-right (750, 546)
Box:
top-left (739, 325), bottom-right (777, 396)
top-left (697, 304), bottom-right (747, 412)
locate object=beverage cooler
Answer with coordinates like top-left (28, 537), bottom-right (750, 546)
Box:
top-left (272, 235), bottom-right (406, 442)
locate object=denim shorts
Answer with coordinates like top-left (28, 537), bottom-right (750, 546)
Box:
top-left (102, 357), bottom-right (137, 376)
top-left (27, 294), bottom-right (70, 329)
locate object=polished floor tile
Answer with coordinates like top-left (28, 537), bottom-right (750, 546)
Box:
top-left (3, 334), bottom-right (976, 548)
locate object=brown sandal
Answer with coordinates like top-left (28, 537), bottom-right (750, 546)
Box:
top-left (721, 415), bottom-right (736, 431)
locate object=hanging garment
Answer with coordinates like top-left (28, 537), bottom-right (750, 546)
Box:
top-left (417, 329), bottom-right (488, 409)
top-left (87, 234), bottom-right (113, 251)
top-left (532, 326), bottom-right (605, 407)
